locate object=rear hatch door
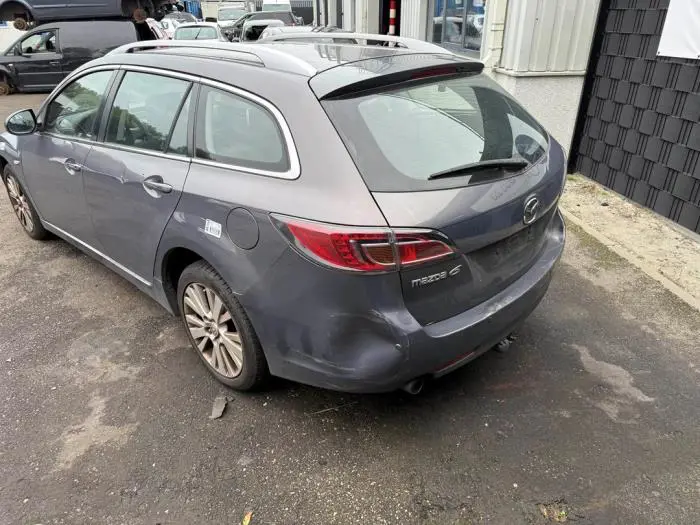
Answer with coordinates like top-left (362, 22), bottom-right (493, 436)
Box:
top-left (318, 56), bottom-right (566, 325)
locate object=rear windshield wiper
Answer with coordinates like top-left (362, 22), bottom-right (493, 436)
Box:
top-left (427, 159), bottom-right (529, 181)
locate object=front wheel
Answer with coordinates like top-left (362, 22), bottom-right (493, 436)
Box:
top-left (2, 166), bottom-right (49, 240)
top-left (177, 261), bottom-right (269, 390)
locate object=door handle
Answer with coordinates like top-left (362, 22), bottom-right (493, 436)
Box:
top-left (49, 60), bottom-right (60, 66)
top-left (64, 159), bottom-right (82, 174)
top-left (142, 176), bottom-right (172, 194)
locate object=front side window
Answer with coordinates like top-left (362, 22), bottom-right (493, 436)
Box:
top-left (105, 71), bottom-right (191, 153)
top-left (174, 26), bottom-right (218, 40)
top-left (323, 73), bottom-right (549, 191)
top-left (44, 70), bottom-right (114, 139)
top-left (19, 30), bottom-right (57, 54)
top-left (195, 86), bottom-right (289, 173)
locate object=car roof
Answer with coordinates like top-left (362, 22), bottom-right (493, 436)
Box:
top-left (98, 40), bottom-right (482, 89)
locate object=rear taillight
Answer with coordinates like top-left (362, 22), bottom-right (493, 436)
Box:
top-left (272, 215), bottom-right (457, 272)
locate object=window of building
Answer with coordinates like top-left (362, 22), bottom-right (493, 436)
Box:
top-left (428, 0), bottom-right (485, 58)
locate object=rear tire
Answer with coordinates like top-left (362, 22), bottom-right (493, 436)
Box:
top-left (2, 165), bottom-right (49, 240)
top-left (177, 260), bottom-right (269, 391)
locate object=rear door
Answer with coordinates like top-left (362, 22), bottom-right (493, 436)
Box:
top-left (319, 59), bottom-right (565, 325)
top-left (83, 70), bottom-right (194, 282)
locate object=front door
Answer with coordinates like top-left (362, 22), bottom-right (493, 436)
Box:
top-left (83, 70), bottom-right (194, 281)
top-left (13, 28), bottom-right (63, 90)
top-left (21, 69), bottom-right (116, 246)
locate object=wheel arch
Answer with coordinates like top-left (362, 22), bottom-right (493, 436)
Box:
top-left (160, 245), bottom-right (225, 315)
top-left (0, 64), bottom-right (18, 88)
top-left (0, 0), bottom-right (34, 21)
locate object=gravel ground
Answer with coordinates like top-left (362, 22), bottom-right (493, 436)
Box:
top-left (1, 94), bottom-right (699, 525)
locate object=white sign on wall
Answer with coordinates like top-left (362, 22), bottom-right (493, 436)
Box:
top-left (657, 0), bottom-right (700, 59)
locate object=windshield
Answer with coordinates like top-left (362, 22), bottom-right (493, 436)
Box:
top-left (323, 74), bottom-right (549, 191)
top-left (174, 26), bottom-right (219, 40)
top-left (219, 9), bottom-right (246, 20)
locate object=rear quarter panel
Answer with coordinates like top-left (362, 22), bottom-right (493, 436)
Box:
top-left (153, 55), bottom-right (386, 295)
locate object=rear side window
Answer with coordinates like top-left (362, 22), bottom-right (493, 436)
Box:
top-left (195, 85), bottom-right (289, 173)
top-left (44, 70), bottom-right (114, 139)
top-left (323, 74), bottom-right (549, 191)
top-left (105, 71), bottom-right (191, 153)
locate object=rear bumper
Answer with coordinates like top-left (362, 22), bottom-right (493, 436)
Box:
top-left (262, 210), bottom-right (565, 393)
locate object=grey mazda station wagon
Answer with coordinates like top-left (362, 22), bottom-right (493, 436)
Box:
top-left (0, 38), bottom-right (566, 393)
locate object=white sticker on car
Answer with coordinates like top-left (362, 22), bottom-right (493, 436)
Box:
top-left (204, 219), bottom-right (222, 239)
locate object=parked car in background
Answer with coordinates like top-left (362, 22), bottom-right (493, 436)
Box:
top-left (240, 18), bottom-right (283, 41)
top-left (148, 18), bottom-right (170, 39)
top-left (258, 25), bottom-right (313, 40)
top-left (0, 0), bottom-right (175, 29)
top-left (1, 38), bottom-right (565, 394)
top-left (174, 22), bottom-right (227, 40)
top-left (262, 0), bottom-right (291, 11)
top-left (217, 4), bottom-right (248, 32)
top-left (159, 17), bottom-right (180, 38)
top-left (164, 10), bottom-right (198, 24)
top-left (0, 20), bottom-right (162, 95)
top-left (227, 10), bottom-right (296, 41)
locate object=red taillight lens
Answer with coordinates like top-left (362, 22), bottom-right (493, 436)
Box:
top-left (394, 234), bottom-right (455, 266)
top-left (273, 215), bottom-right (457, 272)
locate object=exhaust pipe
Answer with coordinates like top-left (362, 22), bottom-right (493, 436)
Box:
top-left (402, 378), bottom-right (424, 395)
top-left (495, 333), bottom-right (517, 353)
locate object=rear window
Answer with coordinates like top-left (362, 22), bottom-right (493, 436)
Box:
top-left (322, 74), bottom-right (549, 191)
top-left (175, 26), bottom-right (218, 40)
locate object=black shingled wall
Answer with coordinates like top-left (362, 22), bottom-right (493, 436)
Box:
top-left (571, 0), bottom-right (700, 233)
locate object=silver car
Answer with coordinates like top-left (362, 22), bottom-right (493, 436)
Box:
top-left (1, 39), bottom-right (565, 393)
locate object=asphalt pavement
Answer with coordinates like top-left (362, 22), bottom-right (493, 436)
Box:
top-left (1, 94), bottom-right (699, 525)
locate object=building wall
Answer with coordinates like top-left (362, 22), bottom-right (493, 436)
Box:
top-left (0, 25), bottom-right (22, 52)
top-left (491, 72), bottom-right (586, 155)
top-left (572, 0), bottom-right (700, 233)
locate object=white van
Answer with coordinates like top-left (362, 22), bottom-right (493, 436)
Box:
top-left (262, 0), bottom-right (292, 12)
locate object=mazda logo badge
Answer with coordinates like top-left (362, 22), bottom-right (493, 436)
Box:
top-left (523, 195), bottom-right (540, 225)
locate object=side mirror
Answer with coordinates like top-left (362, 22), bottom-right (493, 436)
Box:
top-left (5, 109), bottom-right (37, 135)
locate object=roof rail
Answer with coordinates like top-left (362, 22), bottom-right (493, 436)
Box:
top-left (257, 32), bottom-right (454, 54)
top-left (106, 40), bottom-right (316, 75)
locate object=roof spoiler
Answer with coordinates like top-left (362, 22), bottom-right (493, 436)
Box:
top-left (310, 53), bottom-right (484, 100)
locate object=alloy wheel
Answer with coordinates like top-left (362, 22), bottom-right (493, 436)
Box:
top-left (183, 282), bottom-right (243, 378)
top-left (5, 175), bottom-right (34, 233)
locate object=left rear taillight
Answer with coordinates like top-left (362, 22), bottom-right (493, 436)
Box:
top-left (272, 215), bottom-right (457, 272)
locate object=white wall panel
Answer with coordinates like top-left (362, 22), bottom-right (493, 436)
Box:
top-left (500, 0), bottom-right (599, 75)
